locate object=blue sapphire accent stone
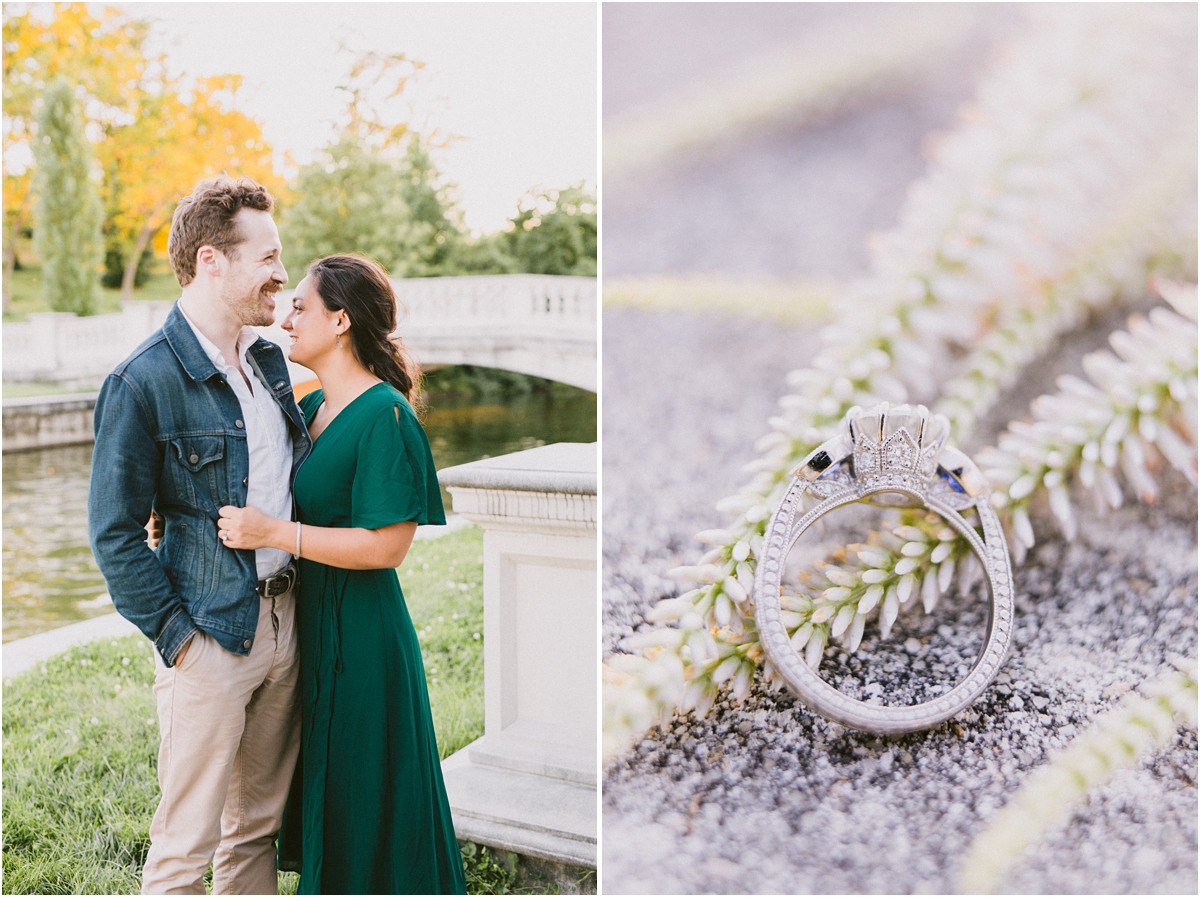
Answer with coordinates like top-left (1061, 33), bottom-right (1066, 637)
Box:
top-left (938, 467), bottom-right (966, 493)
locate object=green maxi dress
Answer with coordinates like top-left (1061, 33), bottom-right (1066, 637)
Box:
top-left (279, 382), bottom-right (467, 895)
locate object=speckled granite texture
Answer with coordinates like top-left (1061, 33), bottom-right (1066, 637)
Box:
top-left (601, 5), bottom-right (1198, 894)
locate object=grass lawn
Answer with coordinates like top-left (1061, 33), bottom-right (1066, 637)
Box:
top-left (4, 265), bottom-right (180, 323)
top-left (1, 381), bottom-right (101, 400)
top-left (1, 525), bottom-right (527, 895)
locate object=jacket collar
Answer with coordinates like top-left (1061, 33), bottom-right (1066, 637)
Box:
top-left (163, 301), bottom-right (280, 384)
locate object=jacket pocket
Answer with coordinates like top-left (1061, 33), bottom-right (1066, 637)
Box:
top-left (169, 435), bottom-right (227, 512)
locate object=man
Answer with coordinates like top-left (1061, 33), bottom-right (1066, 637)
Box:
top-left (88, 176), bottom-right (310, 895)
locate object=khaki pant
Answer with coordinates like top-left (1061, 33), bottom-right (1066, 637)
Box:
top-left (142, 589), bottom-right (300, 895)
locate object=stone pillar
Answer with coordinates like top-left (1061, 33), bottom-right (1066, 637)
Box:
top-left (437, 442), bottom-right (596, 876)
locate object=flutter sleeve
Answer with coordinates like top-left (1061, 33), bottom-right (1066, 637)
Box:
top-left (297, 389), bottom-right (324, 428)
top-left (351, 398), bottom-right (447, 529)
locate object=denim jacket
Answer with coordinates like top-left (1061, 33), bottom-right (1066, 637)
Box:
top-left (88, 303), bottom-right (311, 666)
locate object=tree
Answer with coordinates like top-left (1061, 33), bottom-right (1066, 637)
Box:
top-left (102, 74), bottom-right (282, 300)
top-left (4, 5), bottom-right (281, 305)
top-left (32, 78), bottom-right (103, 315)
top-left (3, 3), bottom-right (149, 309)
top-left (277, 44), bottom-right (477, 278)
top-left (280, 134), bottom-right (459, 278)
top-left (503, 184), bottom-right (597, 276)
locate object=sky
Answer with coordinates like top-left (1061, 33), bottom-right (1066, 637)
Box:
top-left (120, 2), bottom-right (598, 234)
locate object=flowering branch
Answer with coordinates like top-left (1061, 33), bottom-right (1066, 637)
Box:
top-left (957, 657), bottom-right (1198, 894)
top-left (978, 290), bottom-right (1197, 562)
top-left (603, 6), bottom-right (1197, 761)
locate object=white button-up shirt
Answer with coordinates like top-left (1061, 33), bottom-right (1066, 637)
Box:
top-left (180, 307), bottom-right (294, 579)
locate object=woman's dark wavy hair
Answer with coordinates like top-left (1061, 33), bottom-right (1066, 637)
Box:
top-left (306, 254), bottom-right (422, 409)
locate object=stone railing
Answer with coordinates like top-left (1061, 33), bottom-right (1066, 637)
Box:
top-left (437, 442), bottom-right (597, 873)
top-left (397, 274), bottom-right (596, 330)
top-left (3, 303), bottom-right (173, 384)
top-left (4, 276), bottom-right (596, 389)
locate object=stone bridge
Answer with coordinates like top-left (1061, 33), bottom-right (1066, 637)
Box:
top-left (3, 274), bottom-right (597, 393)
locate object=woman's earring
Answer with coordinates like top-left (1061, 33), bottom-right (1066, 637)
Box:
top-left (336, 333), bottom-right (342, 348)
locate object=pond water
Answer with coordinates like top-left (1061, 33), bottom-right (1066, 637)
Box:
top-left (2, 385), bottom-right (596, 642)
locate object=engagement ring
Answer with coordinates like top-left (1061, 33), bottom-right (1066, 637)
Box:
top-left (754, 402), bottom-right (1014, 735)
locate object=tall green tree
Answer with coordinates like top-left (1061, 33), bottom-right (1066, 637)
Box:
top-left (32, 78), bottom-right (103, 315)
top-left (280, 134), bottom-right (460, 277)
top-left (503, 184), bottom-right (597, 276)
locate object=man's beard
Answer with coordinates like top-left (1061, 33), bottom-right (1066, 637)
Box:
top-left (222, 277), bottom-right (278, 327)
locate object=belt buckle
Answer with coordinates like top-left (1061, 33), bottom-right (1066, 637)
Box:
top-left (259, 562), bottom-right (296, 599)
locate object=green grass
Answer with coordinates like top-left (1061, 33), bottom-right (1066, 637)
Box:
top-left (403, 526), bottom-right (486, 759)
top-left (1, 526), bottom-right (501, 895)
top-left (4, 265), bottom-right (180, 323)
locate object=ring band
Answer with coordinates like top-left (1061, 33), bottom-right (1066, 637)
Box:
top-left (754, 402), bottom-right (1014, 735)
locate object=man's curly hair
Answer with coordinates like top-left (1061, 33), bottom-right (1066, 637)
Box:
top-left (167, 176), bottom-right (274, 286)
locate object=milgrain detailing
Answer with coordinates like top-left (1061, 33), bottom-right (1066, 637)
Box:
top-left (755, 402), bottom-right (1014, 735)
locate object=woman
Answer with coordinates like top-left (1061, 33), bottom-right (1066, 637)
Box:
top-left (216, 254), bottom-right (467, 894)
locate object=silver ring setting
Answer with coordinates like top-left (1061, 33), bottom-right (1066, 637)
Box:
top-left (754, 402), bottom-right (1015, 735)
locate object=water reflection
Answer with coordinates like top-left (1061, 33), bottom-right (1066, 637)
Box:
top-left (2, 384), bottom-right (596, 642)
top-left (424, 388), bottom-right (597, 508)
top-left (2, 443), bottom-right (108, 641)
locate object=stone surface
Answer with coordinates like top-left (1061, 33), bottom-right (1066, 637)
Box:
top-left (441, 443), bottom-right (597, 871)
top-left (2, 611), bottom-right (139, 679)
top-left (439, 442), bottom-right (597, 494)
top-left (601, 5), bottom-right (1197, 893)
top-left (2, 392), bottom-right (98, 453)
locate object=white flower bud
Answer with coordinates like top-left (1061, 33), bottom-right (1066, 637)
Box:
top-left (805, 628), bottom-right (826, 670)
top-left (695, 529), bottom-right (737, 546)
top-left (1096, 465), bottom-right (1123, 509)
top-left (846, 613), bottom-right (867, 653)
top-left (1008, 473), bottom-right (1037, 500)
top-left (732, 540), bottom-right (751, 562)
top-left (646, 597), bottom-right (694, 622)
top-left (716, 493), bottom-right (759, 515)
top-left (831, 604), bottom-right (856, 638)
top-left (732, 665), bottom-right (752, 702)
top-left (825, 567), bottom-right (855, 587)
top-left (790, 622), bottom-right (813, 652)
top-left (938, 556), bottom-right (956, 593)
top-left (858, 584), bottom-right (885, 614)
top-left (1048, 485), bottom-right (1077, 541)
top-left (745, 504), bottom-right (771, 524)
top-left (712, 655), bottom-right (740, 684)
top-left (714, 593), bottom-right (732, 627)
top-left (722, 577), bottom-right (748, 606)
top-left (1012, 505), bottom-right (1035, 549)
top-left (880, 587), bottom-right (900, 640)
top-left (857, 546), bottom-right (892, 567)
top-left (668, 564), bottom-right (723, 583)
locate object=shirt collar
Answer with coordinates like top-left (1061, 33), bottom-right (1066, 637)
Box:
top-left (178, 304), bottom-right (255, 372)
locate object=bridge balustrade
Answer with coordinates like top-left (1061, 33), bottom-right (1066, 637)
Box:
top-left (3, 275), bottom-right (596, 391)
